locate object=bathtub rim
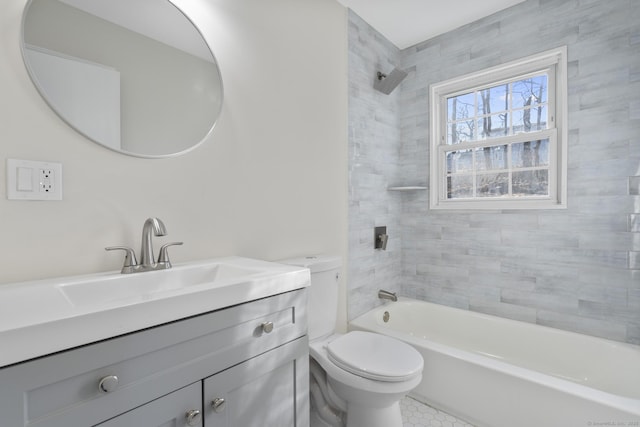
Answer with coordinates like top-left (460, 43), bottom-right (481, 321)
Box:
top-left (349, 297), bottom-right (640, 417)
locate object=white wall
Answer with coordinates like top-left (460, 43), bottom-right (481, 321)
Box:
top-left (0, 0), bottom-right (349, 327)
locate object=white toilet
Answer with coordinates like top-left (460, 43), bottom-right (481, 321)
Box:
top-left (281, 255), bottom-right (423, 427)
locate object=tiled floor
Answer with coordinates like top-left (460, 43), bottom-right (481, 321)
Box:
top-left (310, 395), bottom-right (474, 427)
top-left (401, 396), bottom-right (475, 427)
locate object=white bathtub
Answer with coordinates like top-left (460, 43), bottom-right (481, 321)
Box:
top-left (349, 298), bottom-right (640, 427)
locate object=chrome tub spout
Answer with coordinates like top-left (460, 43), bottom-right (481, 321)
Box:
top-left (378, 289), bottom-right (398, 302)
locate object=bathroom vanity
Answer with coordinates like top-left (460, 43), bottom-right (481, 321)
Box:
top-left (0, 257), bottom-right (310, 427)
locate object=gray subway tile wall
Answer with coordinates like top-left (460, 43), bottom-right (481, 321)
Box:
top-left (348, 0), bottom-right (640, 344)
top-left (348, 12), bottom-right (404, 319)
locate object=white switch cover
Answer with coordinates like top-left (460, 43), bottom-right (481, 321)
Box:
top-left (7, 159), bottom-right (63, 200)
top-left (17, 167), bottom-right (34, 191)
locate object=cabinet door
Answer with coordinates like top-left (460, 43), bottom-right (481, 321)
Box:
top-left (96, 382), bottom-right (202, 427)
top-left (204, 338), bottom-right (309, 427)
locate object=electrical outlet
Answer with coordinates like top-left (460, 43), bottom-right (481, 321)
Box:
top-left (40, 169), bottom-right (55, 193)
top-left (7, 159), bottom-right (62, 200)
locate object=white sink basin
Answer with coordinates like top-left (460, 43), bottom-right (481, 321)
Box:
top-left (0, 256), bottom-right (310, 368)
top-left (57, 262), bottom-right (262, 307)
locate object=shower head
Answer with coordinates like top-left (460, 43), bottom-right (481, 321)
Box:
top-left (374, 67), bottom-right (408, 94)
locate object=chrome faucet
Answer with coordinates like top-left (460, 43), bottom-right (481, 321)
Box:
top-left (378, 289), bottom-right (398, 302)
top-left (140, 217), bottom-right (167, 268)
top-left (106, 217), bottom-right (182, 274)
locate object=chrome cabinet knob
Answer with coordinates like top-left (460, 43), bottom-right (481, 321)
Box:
top-left (211, 397), bottom-right (226, 413)
top-left (98, 375), bottom-right (119, 393)
top-left (186, 409), bottom-right (201, 426)
top-left (261, 321), bottom-right (274, 333)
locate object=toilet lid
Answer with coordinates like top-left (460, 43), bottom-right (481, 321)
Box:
top-left (326, 331), bottom-right (423, 382)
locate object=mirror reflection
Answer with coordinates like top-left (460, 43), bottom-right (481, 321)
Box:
top-left (22, 0), bottom-right (223, 158)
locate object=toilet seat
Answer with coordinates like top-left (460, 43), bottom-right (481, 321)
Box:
top-left (326, 331), bottom-right (423, 382)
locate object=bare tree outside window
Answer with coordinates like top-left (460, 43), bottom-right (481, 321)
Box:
top-left (445, 73), bottom-right (550, 200)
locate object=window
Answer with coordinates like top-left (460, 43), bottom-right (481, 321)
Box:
top-left (430, 47), bottom-right (568, 210)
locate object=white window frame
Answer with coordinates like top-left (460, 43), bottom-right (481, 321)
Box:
top-left (429, 47), bottom-right (568, 210)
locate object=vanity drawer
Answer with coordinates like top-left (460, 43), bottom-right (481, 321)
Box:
top-left (0, 288), bottom-right (307, 427)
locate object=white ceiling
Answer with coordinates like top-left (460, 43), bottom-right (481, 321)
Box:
top-left (336, 0), bottom-right (526, 49)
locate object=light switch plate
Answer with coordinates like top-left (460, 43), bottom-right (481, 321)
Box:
top-left (7, 159), bottom-right (63, 200)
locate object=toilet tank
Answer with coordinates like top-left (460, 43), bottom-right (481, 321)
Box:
top-left (279, 255), bottom-right (341, 341)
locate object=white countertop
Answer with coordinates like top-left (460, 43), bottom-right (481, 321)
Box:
top-left (0, 257), bottom-right (309, 368)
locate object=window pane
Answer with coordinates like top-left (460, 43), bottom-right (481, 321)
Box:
top-left (476, 114), bottom-right (510, 139)
top-left (512, 75), bottom-right (547, 109)
top-left (478, 84), bottom-right (509, 115)
top-left (512, 170), bottom-right (549, 196)
top-left (476, 173), bottom-right (509, 197)
top-left (447, 121), bottom-right (475, 144)
top-left (513, 106), bottom-right (548, 133)
top-left (446, 149), bottom-right (473, 173)
top-left (512, 139), bottom-right (550, 168)
top-left (447, 174), bottom-right (473, 199)
top-left (447, 92), bottom-right (475, 120)
top-left (475, 145), bottom-right (508, 171)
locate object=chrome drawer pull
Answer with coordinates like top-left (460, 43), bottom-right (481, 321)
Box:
top-left (186, 409), bottom-right (201, 426)
top-left (98, 375), bottom-right (119, 393)
top-left (261, 321), bottom-right (274, 333)
top-left (212, 397), bottom-right (226, 413)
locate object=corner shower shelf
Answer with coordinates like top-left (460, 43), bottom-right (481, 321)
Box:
top-left (387, 186), bottom-right (427, 191)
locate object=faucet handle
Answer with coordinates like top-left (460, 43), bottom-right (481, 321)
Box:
top-left (157, 242), bottom-right (183, 267)
top-left (105, 246), bottom-right (139, 274)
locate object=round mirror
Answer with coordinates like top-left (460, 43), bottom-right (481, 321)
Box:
top-left (21, 0), bottom-right (223, 158)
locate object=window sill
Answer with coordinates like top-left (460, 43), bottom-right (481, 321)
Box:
top-left (430, 198), bottom-right (567, 210)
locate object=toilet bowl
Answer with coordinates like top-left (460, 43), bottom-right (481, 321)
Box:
top-left (279, 255), bottom-right (424, 427)
top-left (310, 331), bottom-right (423, 427)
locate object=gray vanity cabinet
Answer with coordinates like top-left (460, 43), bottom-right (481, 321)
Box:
top-left (0, 289), bottom-right (309, 427)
